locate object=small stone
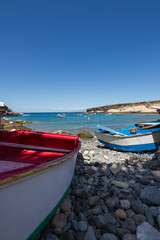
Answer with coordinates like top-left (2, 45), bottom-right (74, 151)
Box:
top-left (94, 215), bottom-right (106, 228)
top-left (133, 214), bottom-right (146, 226)
top-left (145, 208), bottom-right (154, 226)
top-left (116, 228), bottom-right (130, 239)
top-left (60, 197), bottom-right (71, 217)
top-left (85, 167), bottom-right (96, 175)
top-left (84, 226), bottom-right (96, 240)
top-left (62, 222), bottom-right (71, 232)
top-left (157, 214), bottom-right (160, 227)
top-left (110, 163), bottom-right (122, 175)
top-left (152, 170), bottom-right (160, 180)
top-left (78, 221), bottom-right (87, 232)
top-left (76, 231), bottom-right (85, 240)
top-left (89, 195), bottom-right (100, 207)
top-left (75, 189), bottom-right (88, 199)
top-left (122, 233), bottom-right (137, 240)
top-left (46, 234), bottom-right (59, 240)
top-left (84, 155), bottom-right (91, 161)
top-left (61, 230), bottom-right (75, 240)
top-left (83, 150), bottom-right (89, 155)
top-left (136, 221), bottom-right (160, 240)
top-left (91, 204), bottom-right (102, 215)
top-left (131, 201), bottom-right (145, 215)
top-left (111, 181), bottom-right (129, 189)
top-left (101, 233), bottom-right (117, 240)
top-left (104, 155), bottom-right (109, 160)
top-left (115, 209), bottom-right (127, 220)
top-left (72, 219), bottom-right (78, 231)
top-left (53, 227), bottom-right (62, 235)
top-left (51, 213), bottom-right (67, 228)
top-left (122, 218), bottom-right (136, 233)
top-left (120, 200), bottom-right (131, 210)
top-left (149, 206), bottom-right (158, 217)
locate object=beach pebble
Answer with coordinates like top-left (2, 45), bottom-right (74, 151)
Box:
top-left (89, 195), bottom-right (100, 207)
top-left (100, 233), bottom-right (117, 240)
top-left (110, 163), bottom-right (122, 175)
top-left (115, 209), bottom-right (127, 220)
top-left (122, 233), bottom-right (137, 240)
top-left (78, 221), bottom-right (87, 232)
top-left (46, 234), bottom-right (59, 240)
top-left (84, 226), bottom-right (96, 240)
top-left (111, 181), bottom-right (129, 189)
top-left (51, 213), bottom-right (67, 228)
top-left (120, 200), bottom-right (131, 209)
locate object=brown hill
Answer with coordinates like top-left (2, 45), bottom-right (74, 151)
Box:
top-left (86, 100), bottom-right (160, 114)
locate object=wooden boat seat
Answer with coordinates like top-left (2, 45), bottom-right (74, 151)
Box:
top-left (0, 142), bottom-right (71, 153)
top-left (0, 160), bottom-right (34, 180)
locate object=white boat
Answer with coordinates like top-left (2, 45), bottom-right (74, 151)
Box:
top-left (57, 114), bottom-right (66, 118)
top-left (0, 130), bottom-right (80, 240)
top-left (95, 124), bottom-right (160, 152)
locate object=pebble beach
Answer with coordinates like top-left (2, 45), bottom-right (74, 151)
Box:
top-left (37, 137), bottom-right (160, 240)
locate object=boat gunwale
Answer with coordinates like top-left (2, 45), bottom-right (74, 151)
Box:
top-left (0, 142), bottom-right (81, 186)
top-left (94, 129), bottom-right (160, 139)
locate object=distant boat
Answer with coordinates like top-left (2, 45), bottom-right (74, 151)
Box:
top-left (88, 117), bottom-right (92, 120)
top-left (57, 114), bottom-right (66, 118)
top-left (95, 124), bottom-right (160, 152)
top-left (0, 130), bottom-right (80, 240)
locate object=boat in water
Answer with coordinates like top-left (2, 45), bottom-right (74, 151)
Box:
top-left (57, 114), bottom-right (66, 118)
top-left (0, 130), bottom-right (80, 240)
top-left (95, 124), bottom-right (160, 152)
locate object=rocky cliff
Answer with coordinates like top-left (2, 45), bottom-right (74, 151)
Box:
top-left (86, 100), bottom-right (160, 114)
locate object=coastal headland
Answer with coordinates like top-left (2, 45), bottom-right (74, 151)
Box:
top-left (87, 100), bottom-right (160, 114)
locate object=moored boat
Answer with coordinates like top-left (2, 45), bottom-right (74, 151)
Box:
top-left (95, 124), bottom-right (160, 152)
top-left (57, 114), bottom-right (66, 118)
top-left (0, 130), bottom-right (80, 240)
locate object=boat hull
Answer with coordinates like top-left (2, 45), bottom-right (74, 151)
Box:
top-left (95, 130), bottom-right (160, 152)
top-left (0, 152), bottom-right (78, 240)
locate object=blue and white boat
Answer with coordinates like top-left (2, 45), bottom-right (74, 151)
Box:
top-left (94, 124), bottom-right (160, 152)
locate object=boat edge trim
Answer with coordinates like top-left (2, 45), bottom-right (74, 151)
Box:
top-left (26, 178), bottom-right (73, 240)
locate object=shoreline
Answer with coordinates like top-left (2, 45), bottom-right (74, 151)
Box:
top-left (1, 118), bottom-right (32, 131)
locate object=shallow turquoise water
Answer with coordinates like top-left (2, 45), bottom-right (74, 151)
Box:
top-left (6, 112), bottom-right (159, 135)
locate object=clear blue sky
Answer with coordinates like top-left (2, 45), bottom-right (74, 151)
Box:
top-left (1, 0), bottom-right (160, 112)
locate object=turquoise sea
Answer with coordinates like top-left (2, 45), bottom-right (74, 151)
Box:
top-left (6, 112), bottom-right (160, 135)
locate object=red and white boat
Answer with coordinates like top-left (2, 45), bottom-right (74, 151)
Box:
top-left (0, 130), bottom-right (81, 240)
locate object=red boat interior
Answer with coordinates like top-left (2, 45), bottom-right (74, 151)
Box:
top-left (0, 130), bottom-right (80, 181)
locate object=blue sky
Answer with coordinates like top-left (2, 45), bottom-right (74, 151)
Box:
top-left (1, 0), bottom-right (160, 112)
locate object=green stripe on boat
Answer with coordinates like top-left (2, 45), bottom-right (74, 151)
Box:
top-left (27, 179), bottom-right (72, 240)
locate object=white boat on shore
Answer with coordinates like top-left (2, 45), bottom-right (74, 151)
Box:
top-left (0, 130), bottom-right (80, 240)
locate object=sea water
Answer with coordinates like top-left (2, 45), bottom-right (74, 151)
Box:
top-left (6, 112), bottom-right (159, 135)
